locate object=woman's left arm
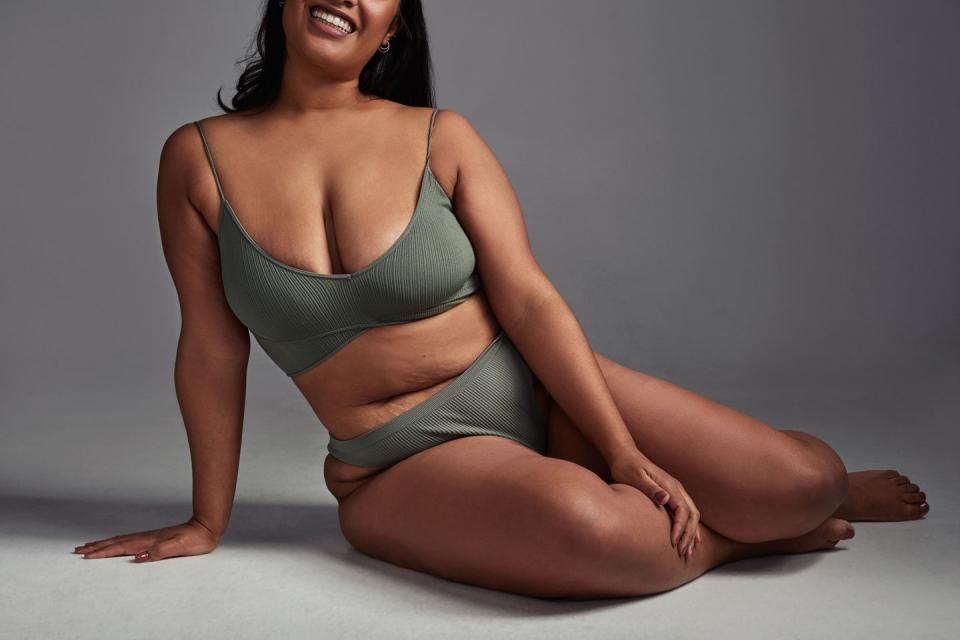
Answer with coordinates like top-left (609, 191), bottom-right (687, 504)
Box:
top-left (436, 109), bottom-right (702, 556)
top-left (439, 109), bottom-right (636, 467)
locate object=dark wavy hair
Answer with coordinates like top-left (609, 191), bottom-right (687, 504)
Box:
top-left (215, 0), bottom-right (435, 113)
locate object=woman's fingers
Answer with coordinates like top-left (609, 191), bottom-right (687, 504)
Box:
top-left (77, 534), bottom-right (154, 558)
top-left (663, 481), bottom-right (700, 560)
top-left (75, 529), bottom-right (156, 554)
top-left (641, 470), bottom-right (669, 508)
top-left (687, 527), bottom-right (700, 559)
top-left (74, 522), bottom-right (217, 563)
top-left (78, 534), bottom-right (188, 562)
top-left (668, 500), bottom-right (690, 555)
top-left (679, 508), bottom-right (694, 555)
top-left (636, 468), bottom-right (670, 510)
top-left (81, 539), bottom-right (142, 559)
top-left (75, 537), bottom-right (122, 555)
top-left (684, 495), bottom-right (700, 558)
top-left (678, 491), bottom-right (701, 559)
top-left (681, 507), bottom-right (700, 558)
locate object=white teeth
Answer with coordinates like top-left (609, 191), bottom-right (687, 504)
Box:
top-left (309, 8), bottom-right (355, 33)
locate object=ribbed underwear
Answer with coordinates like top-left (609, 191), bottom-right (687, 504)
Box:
top-left (327, 330), bottom-right (548, 468)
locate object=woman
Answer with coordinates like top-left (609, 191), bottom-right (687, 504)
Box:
top-left (73, 0), bottom-right (928, 599)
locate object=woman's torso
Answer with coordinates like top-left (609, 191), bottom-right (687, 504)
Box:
top-left (192, 102), bottom-right (504, 498)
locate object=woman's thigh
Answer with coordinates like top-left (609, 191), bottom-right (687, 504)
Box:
top-left (541, 353), bottom-right (847, 542)
top-left (336, 434), bottom-right (683, 599)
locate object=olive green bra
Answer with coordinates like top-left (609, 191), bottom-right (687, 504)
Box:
top-left (193, 108), bottom-right (482, 377)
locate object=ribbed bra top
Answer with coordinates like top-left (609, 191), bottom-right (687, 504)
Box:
top-left (193, 108), bottom-right (483, 377)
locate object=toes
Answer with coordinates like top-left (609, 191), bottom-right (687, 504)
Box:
top-left (898, 502), bottom-right (929, 519)
top-left (884, 469), bottom-right (899, 479)
top-left (900, 482), bottom-right (920, 493)
top-left (903, 491), bottom-right (926, 504)
top-left (828, 519), bottom-right (854, 542)
top-left (895, 475), bottom-right (910, 485)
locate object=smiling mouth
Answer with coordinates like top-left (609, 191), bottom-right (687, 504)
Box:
top-left (308, 5), bottom-right (357, 34)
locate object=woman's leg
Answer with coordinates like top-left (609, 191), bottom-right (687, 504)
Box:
top-left (541, 351), bottom-right (927, 544)
top-left (335, 435), bottom-right (854, 600)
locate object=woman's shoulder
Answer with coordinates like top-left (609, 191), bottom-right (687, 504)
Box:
top-left (162, 113), bottom-right (225, 152)
top-left (417, 107), bottom-right (488, 164)
top-left (160, 111), bottom-right (256, 172)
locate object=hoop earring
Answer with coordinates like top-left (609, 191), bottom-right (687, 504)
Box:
top-left (378, 40), bottom-right (391, 53)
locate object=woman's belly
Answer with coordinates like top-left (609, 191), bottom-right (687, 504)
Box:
top-left (291, 291), bottom-right (503, 494)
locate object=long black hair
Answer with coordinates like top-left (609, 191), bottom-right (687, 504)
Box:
top-left (216, 0), bottom-right (435, 113)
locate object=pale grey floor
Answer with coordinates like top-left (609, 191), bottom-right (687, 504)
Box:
top-left (2, 352), bottom-right (958, 639)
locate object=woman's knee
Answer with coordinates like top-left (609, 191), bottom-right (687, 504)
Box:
top-left (784, 431), bottom-right (848, 513)
top-left (752, 454), bottom-right (848, 541)
top-left (798, 450), bottom-right (849, 518)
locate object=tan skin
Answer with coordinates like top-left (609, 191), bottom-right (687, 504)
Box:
top-left (74, 0), bottom-right (928, 598)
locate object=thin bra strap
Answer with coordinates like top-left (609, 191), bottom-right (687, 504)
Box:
top-left (425, 107), bottom-right (439, 163)
top-left (193, 120), bottom-right (226, 201)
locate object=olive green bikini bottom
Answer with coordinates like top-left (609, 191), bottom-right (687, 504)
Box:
top-left (326, 330), bottom-right (548, 468)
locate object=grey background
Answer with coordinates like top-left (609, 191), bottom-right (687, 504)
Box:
top-left (2, 1), bottom-right (958, 638)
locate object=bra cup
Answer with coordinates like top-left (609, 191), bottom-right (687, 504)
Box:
top-left (218, 215), bottom-right (348, 339)
top-left (364, 203), bottom-right (478, 313)
top-left (218, 194), bottom-right (481, 354)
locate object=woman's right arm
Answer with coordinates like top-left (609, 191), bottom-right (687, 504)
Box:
top-left (73, 123), bottom-right (251, 562)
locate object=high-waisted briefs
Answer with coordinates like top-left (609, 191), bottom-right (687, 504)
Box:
top-left (326, 330), bottom-right (548, 468)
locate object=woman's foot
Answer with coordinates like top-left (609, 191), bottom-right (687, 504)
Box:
top-left (715, 517), bottom-right (856, 567)
top-left (832, 469), bottom-right (929, 522)
top-left (772, 517), bottom-right (855, 554)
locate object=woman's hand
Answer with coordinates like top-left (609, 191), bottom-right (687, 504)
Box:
top-left (73, 517), bottom-right (221, 562)
top-left (609, 450), bottom-right (702, 559)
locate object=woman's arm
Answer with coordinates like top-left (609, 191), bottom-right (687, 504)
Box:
top-left (438, 110), bottom-right (635, 464)
top-left (157, 123), bottom-right (252, 540)
top-left (439, 111), bottom-right (702, 556)
top-left (74, 123), bottom-right (252, 562)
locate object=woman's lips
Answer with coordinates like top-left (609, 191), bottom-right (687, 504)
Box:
top-left (307, 8), bottom-right (356, 39)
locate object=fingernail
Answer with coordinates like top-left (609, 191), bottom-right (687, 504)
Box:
top-left (134, 551), bottom-right (151, 562)
top-left (654, 491), bottom-right (667, 503)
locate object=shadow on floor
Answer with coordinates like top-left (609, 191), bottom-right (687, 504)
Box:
top-left (1, 491), bottom-right (845, 613)
top-left (1, 492), bottom-right (343, 548)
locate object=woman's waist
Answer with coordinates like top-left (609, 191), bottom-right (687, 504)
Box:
top-left (294, 293), bottom-right (500, 438)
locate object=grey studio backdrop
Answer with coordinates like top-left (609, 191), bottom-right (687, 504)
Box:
top-left (1, 1), bottom-right (958, 639)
